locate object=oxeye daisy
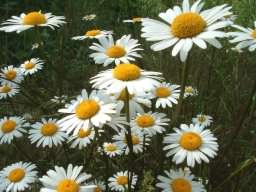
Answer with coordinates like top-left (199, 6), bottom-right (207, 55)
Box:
top-left (103, 142), bottom-right (123, 157)
top-left (152, 82), bottom-right (180, 109)
top-left (58, 89), bottom-right (116, 135)
top-left (68, 127), bottom-right (95, 149)
top-left (0, 65), bottom-right (23, 83)
top-left (184, 86), bottom-right (198, 98)
top-left (113, 128), bottom-right (150, 154)
top-left (163, 123), bottom-right (218, 167)
top-left (89, 35), bottom-right (143, 66)
top-left (40, 164), bottom-right (96, 192)
top-left (192, 114), bottom-right (213, 128)
top-left (0, 82), bottom-right (20, 99)
top-left (0, 116), bottom-right (29, 144)
top-left (123, 17), bottom-right (143, 23)
top-left (89, 180), bottom-right (105, 192)
top-left (229, 21), bottom-right (256, 52)
top-left (108, 171), bottom-right (137, 192)
top-left (156, 168), bottom-right (206, 192)
top-left (141, 0), bottom-right (232, 62)
top-left (72, 29), bottom-right (113, 40)
top-left (0, 161), bottom-right (37, 192)
top-left (131, 112), bottom-right (170, 137)
top-left (90, 63), bottom-right (162, 94)
top-left (0, 11), bottom-right (66, 33)
top-left (20, 58), bottom-right (44, 76)
top-left (28, 118), bottom-right (67, 148)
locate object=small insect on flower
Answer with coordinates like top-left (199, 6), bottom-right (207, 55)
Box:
top-left (90, 63), bottom-right (162, 95)
top-left (156, 168), bottom-right (206, 192)
top-left (131, 111), bottom-right (170, 137)
top-left (0, 65), bottom-right (24, 83)
top-left (68, 127), bottom-right (95, 149)
top-left (108, 171), bottom-right (138, 192)
top-left (20, 58), bottom-right (44, 76)
top-left (163, 123), bottom-right (219, 167)
top-left (0, 161), bottom-right (37, 192)
top-left (184, 86), bottom-right (198, 98)
top-left (72, 29), bottom-right (113, 40)
top-left (82, 14), bottom-right (96, 21)
top-left (0, 82), bottom-right (20, 99)
top-left (0, 11), bottom-right (66, 33)
top-left (123, 17), bottom-right (143, 23)
top-left (192, 114), bottom-right (213, 128)
top-left (89, 35), bottom-right (143, 66)
top-left (28, 118), bottom-right (67, 148)
top-left (0, 116), bottom-right (29, 144)
top-left (103, 142), bottom-right (123, 157)
top-left (141, 0), bottom-right (232, 62)
top-left (152, 82), bottom-right (180, 109)
top-left (40, 164), bottom-right (97, 192)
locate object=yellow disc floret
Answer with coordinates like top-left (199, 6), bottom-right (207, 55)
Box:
top-left (113, 63), bottom-right (141, 81)
top-left (136, 114), bottom-right (155, 128)
top-left (85, 29), bottom-right (101, 37)
top-left (8, 168), bottom-right (25, 183)
top-left (23, 11), bottom-right (47, 25)
top-left (179, 132), bottom-right (202, 151)
top-left (155, 87), bottom-right (171, 98)
top-left (5, 70), bottom-right (17, 81)
top-left (124, 135), bottom-right (140, 145)
top-left (0, 85), bottom-right (12, 93)
top-left (78, 128), bottom-right (91, 138)
top-left (1, 120), bottom-right (16, 133)
top-left (75, 100), bottom-right (100, 120)
top-left (57, 179), bottom-right (80, 192)
top-left (198, 115), bottom-right (206, 123)
top-left (105, 143), bottom-right (117, 152)
top-left (118, 89), bottom-right (134, 101)
top-left (116, 176), bottom-right (128, 185)
top-left (106, 45), bottom-right (126, 58)
top-left (171, 178), bottom-right (192, 192)
top-left (251, 30), bottom-right (256, 39)
top-left (171, 12), bottom-right (206, 38)
top-left (132, 17), bottom-right (142, 22)
top-left (41, 123), bottom-right (58, 136)
top-left (24, 62), bottom-right (35, 70)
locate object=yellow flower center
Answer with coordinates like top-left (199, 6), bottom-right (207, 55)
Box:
top-left (185, 87), bottom-right (193, 94)
top-left (116, 176), bottom-right (128, 185)
top-left (106, 143), bottom-right (117, 152)
top-left (85, 29), bottom-right (101, 37)
top-left (155, 87), bottom-right (171, 98)
top-left (0, 85), bottom-right (12, 93)
top-left (179, 132), bottom-right (202, 151)
top-left (106, 45), bottom-right (126, 58)
top-left (124, 135), bottom-right (140, 145)
top-left (57, 179), bottom-right (80, 192)
top-left (24, 62), bottom-right (35, 70)
top-left (41, 123), bottom-right (58, 136)
top-left (8, 168), bottom-right (25, 183)
top-left (198, 115), bottom-right (206, 123)
top-left (113, 63), bottom-right (141, 81)
top-left (23, 11), bottom-right (47, 25)
top-left (1, 120), bottom-right (16, 133)
top-left (94, 186), bottom-right (102, 192)
top-left (75, 100), bottom-right (100, 120)
top-left (5, 70), bottom-right (17, 80)
top-left (171, 12), bottom-right (206, 38)
top-left (251, 30), bottom-right (256, 39)
top-left (78, 128), bottom-right (91, 138)
top-left (136, 114), bottom-right (155, 128)
top-left (171, 178), bottom-right (192, 192)
top-left (118, 89), bottom-right (134, 101)
top-left (132, 17), bottom-right (142, 22)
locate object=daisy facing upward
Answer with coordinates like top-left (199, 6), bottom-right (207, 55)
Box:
top-left (72, 29), bottom-right (113, 40)
top-left (20, 58), bottom-right (44, 76)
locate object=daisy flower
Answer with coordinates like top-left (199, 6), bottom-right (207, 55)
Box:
top-left (103, 142), bottom-right (123, 157)
top-left (40, 164), bottom-right (96, 192)
top-left (58, 89), bottom-right (116, 135)
top-left (131, 111), bottom-right (170, 137)
top-left (68, 127), bottom-right (95, 149)
top-left (90, 63), bottom-right (162, 94)
top-left (105, 114), bottom-right (128, 132)
top-left (0, 116), bottom-right (29, 144)
top-left (113, 128), bottom-right (150, 154)
top-left (72, 29), bottom-right (113, 40)
top-left (82, 14), bottom-right (96, 21)
top-left (163, 123), bottom-right (218, 167)
top-left (89, 180), bottom-right (105, 192)
top-left (28, 118), bottom-right (67, 148)
top-left (184, 86), bottom-right (198, 98)
top-left (89, 35), bottom-right (143, 66)
top-left (0, 82), bottom-right (20, 99)
top-left (152, 82), bottom-right (180, 109)
top-left (0, 11), bottom-right (66, 33)
top-left (20, 58), bottom-right (44, 76)
top-left (156, 168), bottom-right (206, 192)
top-left (141, 0), bottom-right (232, 62)
top-left (229, 21), bottom-right (256, 52)
top-left (192, 114), bottom-right (213, 128)
top-left (0, 65), bottom-right (23, 83)
top-left (0, 161), bottom-right (37, 192)
top-left (123, 17), bottom-right (143, 23)
top-left (108, 171), bottom-right (137, 192)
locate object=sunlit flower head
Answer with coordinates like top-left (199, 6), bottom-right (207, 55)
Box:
top-left (108, 171), bottom-right (137, 192)
top-left (0, 116), bottom-right (29, 144)
top-left (163, 123), bottom-right (218, 167)
top-left (123, 17), bottom-right (143, 23)
top-left (0, 11), bottom-right (66, 33)
top-left (82, 14), bottom-right (96, 21)
top-left (156, 168), bottom-right (206, 192)
top-left (89, 35), bottom-right (143, 66)
top-left (192, 114), bottom-right (213, 128)
top-left (58, 89), bottom-right (116, 135)
top-left (20, 58), bottom-right (44, 76)
top-left (68, 127), bottom-right (95, 149)
top-left (131, 111), bottom-right (170, 137)
top-left (0, 161), bottom-right (37, 192)
top-left (40, 164), bottom-right (96, 192)
top-left (141, 0), bottom-right (232, 62)
top-left (184, 86), bottom-right (198, 98)
top-left (90, 63), bottom-right (162, 95)
top-left (103, 142), bottom-right (123, 157)
top-left (28, 118), bottom-right (67, 148)
top-left (229, 21), bottom-right (256, 52)
top-left (72, 29), bottom-right (113, 40)
top-left (0, 82), bottom-right (20, 99)
top-left (152, 82), bottom-right (180, 109)
top-left (0, 65), bottom-right (23, 83)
